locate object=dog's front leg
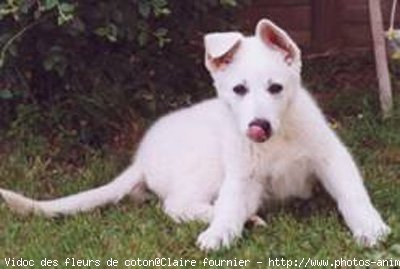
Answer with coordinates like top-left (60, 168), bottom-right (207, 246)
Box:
top-left (314, 142), bottom-right (390, 246)
top-left (196, 173), bottom-right (263, 251)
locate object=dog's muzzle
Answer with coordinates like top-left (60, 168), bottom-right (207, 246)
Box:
top-left (247, 119), bottom-right (272, 143)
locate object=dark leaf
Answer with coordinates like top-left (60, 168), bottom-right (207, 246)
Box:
top-left (0, 89), bottom-right (13, 100)
top-left (138, 1), bottom-right (151, 18)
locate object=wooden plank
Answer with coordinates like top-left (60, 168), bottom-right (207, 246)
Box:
top-left (342, 0), bottom-right (368, 7)
top-left (342, 0), bottom-right (400, 26)
top-left (289, 30), bottom-right (312, 48)
top-left (239, 5), bottom-right (311, 48)
top-left (240, 5), bottom-right (311, 31)
top-left (251, 0), bottom-right (310, 7)
top-left (311, 0), bottom-right (341, 52)
top-left (368, 0), bottom-right (393, 117)
top-left (342, 24), bottom-right (372, 47)
top-left (253, 6), bottom-right (311, 30)
top-left (341, 5), bottom-right (369, 24)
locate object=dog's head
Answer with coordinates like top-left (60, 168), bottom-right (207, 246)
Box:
top-left (204, 19), bottom-right (302, 143)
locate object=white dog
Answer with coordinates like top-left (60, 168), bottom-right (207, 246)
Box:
top-left (0, 19), bottom-right (390, 251)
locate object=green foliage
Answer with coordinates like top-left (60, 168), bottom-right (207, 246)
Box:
top-left (0, 0), bottom-right (249, 146)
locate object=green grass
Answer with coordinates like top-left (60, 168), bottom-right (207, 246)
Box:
top-left (0, 83), bottom-right (400, 267)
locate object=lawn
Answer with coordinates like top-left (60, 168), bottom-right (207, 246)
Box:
top-left (0, 55), bottom-right (399, 269)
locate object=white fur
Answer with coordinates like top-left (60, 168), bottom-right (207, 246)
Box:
top-left (204, 32), bottom-right (243, 58)
top-left (0, 19), bottom-right (390, 251)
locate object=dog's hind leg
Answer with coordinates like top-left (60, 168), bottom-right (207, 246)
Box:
top-left (163, 197), bottom-right (213, 224)
top-left (127, 181), bottom-right (152, 204)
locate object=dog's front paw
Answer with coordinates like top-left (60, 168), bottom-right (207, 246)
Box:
top-left (352, 217), bottom-right (390, 247)
top-left (341, 202), bottom-right (391, 247)
top-left (196, 226), bottom-right (240, 251)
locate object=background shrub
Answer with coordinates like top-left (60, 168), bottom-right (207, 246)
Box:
top-left (0, 0), bottom-right (249, 147)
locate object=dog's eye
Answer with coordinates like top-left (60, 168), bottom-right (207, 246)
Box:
top-left (267, 83), bottom-right (283, 94)
top-left (233, 84), bottom-right (248, 96)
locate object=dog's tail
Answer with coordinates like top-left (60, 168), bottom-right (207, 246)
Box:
top-left (0, 162), bottom-right (143, 217)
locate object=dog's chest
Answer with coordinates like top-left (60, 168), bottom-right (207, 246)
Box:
top-left (248, 139), bottom-right (314, 200)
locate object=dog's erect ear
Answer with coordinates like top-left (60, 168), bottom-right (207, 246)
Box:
top-left (256, 19), bottom-right (301, 66)
top-left (204, 32), bottom-right (243, 72)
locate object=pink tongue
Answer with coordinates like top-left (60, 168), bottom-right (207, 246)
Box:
top-left (247, 125), bottom-right (267, 142)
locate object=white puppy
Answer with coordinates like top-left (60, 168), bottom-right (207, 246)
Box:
top-left (0, 19), bottom-right (390, 251)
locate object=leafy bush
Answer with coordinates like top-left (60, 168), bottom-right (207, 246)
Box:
top-left (0, 0), bottom-right (248, 147)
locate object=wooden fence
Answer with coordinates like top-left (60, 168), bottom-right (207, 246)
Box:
top-left (240, 0), bottom-right (400, 54)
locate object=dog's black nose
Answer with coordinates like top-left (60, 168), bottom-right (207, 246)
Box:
top-left (247, 119), bottom-right (272, 143)
top-left (249, 119), bottom-right (272, 135)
